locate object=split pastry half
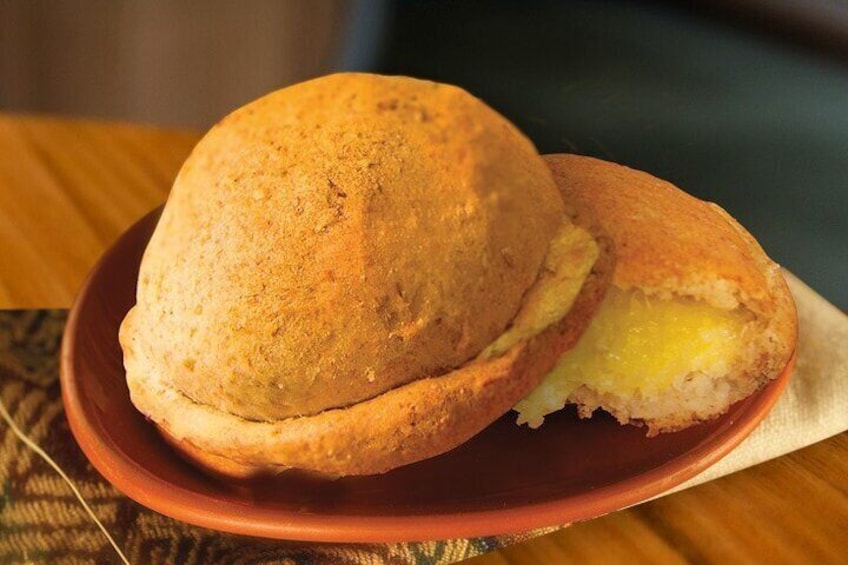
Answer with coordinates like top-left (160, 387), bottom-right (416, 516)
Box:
top-left (516, 154), bottom-right (797, 435)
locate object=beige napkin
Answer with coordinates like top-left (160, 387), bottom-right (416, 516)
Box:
top-left (663, 270), bottom-right (848, 495)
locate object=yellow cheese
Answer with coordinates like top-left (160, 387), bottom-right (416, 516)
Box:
top-left (515, 286), bottom-right (748, 428)
top-left (482, 220), bottom-right (599, 358)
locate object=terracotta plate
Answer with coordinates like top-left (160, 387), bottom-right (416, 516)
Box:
top-left (60, 208), bottom-right (793, 543)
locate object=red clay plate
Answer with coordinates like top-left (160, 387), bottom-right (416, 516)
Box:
top-left (60, 207), bottom-right (794, 543)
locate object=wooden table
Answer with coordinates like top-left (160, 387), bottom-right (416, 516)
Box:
top-left (1, 113), bottom-right (845, 563)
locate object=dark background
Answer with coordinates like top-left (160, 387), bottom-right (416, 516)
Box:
top-left (376, 0), bottom-right (847, 309)
top-left (2, 0), bottom-right (844, 308)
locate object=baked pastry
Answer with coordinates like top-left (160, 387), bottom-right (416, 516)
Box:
top-left (515, 154), bottom-right (797, 434)
top-left (119, 74), bottom-right (613, 477)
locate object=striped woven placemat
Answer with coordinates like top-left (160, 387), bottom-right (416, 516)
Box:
top-left (0, 309), bottom-right (556, 564)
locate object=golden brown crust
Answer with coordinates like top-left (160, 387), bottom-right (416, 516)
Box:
top-left (125, 73), bottom-right (564, 422)
top-left (544, 155), bottom-right (772, 311)
top-left (542, 154), bottom-right (798, 433)
top-left (123, 218), bottom-right (613, 476)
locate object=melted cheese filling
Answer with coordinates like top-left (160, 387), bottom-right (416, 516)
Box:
top-left (481, 220), bottom-right (600, 358)
top-left (514, 286), bottom-right (748, 428)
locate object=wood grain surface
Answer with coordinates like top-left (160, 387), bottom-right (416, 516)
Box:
top-left (0, 114), bottom-right (197, 308)
top-left (0, 113), bottom-right (845, 563)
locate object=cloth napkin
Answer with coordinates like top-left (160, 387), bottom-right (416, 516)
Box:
top-left (0, 271), bottom-right (845, 564)
top-left (664, 271), bottom-right (848, 495)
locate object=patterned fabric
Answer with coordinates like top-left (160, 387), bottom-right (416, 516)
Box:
top-left (0, 310), bottom-right (558, 564)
